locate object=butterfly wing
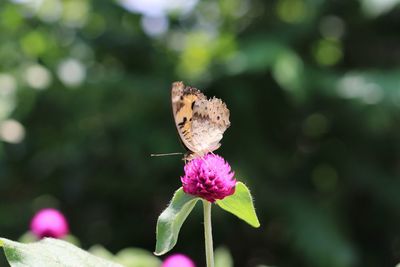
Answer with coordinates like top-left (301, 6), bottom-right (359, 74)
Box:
top-left (171, 81), bottom-right (230, 158)
top-left (190, 97), bottom-right (230, 154)
top-left (171, 81), bottom-right (206, 154)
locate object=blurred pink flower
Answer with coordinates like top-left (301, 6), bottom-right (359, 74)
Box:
top-left (162, 253), bottom-right (196, 267)
top-left (181, 154), bottom-right (236, 203)
top-left (30, 208), bottom-right (69, 239)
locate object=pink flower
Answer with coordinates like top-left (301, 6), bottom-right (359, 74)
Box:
top-left (162, 254), bottom-right (196, 267)
top-left (30, 208), bottom-right (69, 239)
top-left (181, 154), bottom-right (236, 203)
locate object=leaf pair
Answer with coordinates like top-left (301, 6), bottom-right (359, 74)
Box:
top-left (155, 182), bottom-right (260, 255)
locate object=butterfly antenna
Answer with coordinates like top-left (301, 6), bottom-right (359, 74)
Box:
top-left (150, 152), bottom-right (184, 157)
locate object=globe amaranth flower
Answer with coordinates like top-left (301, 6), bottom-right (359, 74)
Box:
top-left (30, 208), bottom-right (69, 239)
top-left (162, 253), bottom-right (196, 267)
top-left (181, 154), bottom-right (236, 203)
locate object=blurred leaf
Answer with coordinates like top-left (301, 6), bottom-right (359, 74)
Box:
top-left (115, 248), bottom-right (161, 267)
top-left (312, 38), bottom-right (342, 66)
top-left (20, 31), bottom-right (48, 58)
top-left (361, 0), bottom-right (400, 17)
top-left (89, 246), bottom-right (161, 267)
top-left (272, 49), bottom-right (304, 95)
top-left (215, 246), bottom-right (233, 267)
top-left (17, 232), bottom-right (37, 244)
top-left (0, 237), bottom-right (122, 267)
top-left (216, 182), bottom-right (260, 228)
top-left (155, 188), bottom-right (200, 256)
top-left (177, 31), bottom-right (213, 79)
top-left (89, 245), bottom-right (115, 261)
top-left (1, 5), bottom-right (23, 30)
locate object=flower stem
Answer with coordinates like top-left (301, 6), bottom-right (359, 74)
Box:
top-left (203, 200), bottom-right (214, 267)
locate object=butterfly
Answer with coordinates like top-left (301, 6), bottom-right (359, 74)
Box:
top-left (171, 81), bottom-right (230, 160)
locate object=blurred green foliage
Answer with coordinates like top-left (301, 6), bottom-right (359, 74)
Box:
top-left (1, 0), bottom-right (400, 266)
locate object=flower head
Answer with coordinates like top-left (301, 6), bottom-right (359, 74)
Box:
top-left (181, 154), bottom-right (236, 202)
top-left (162, 253), bottom-right (196, 267)
top-left (30, 208), bottom-right (69, 239)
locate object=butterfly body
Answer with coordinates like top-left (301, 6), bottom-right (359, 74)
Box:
top-left (171, 81), bottom-right (230, 160)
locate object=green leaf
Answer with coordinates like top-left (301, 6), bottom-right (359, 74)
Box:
top-left (216, 182), bottom-right (261, 228)
top-left (0, 237), bottom-right (122, 267)
top-left (155, 187), bottom-right (200, 256)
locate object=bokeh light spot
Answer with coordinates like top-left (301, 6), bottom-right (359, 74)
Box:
top-left (336, 74), bottom-right (384, 104)
top-left (361, 83), bottom-right (384, 104)
top-left (57, 58), bottom-right (86, 88)
top-left (10, 0), bottom-right (30, 3)
top-left (141, 15), bottom-right (169, 37)
top-left (337, 74), bottom-right (366, 99)
top-left (272, 50), bottom-right (303, 92)
top-left (21, 31), bottom-right (47, 57)
top-left (119, 0), bottom-right (199, 17)
top-left (36, 0), bottom-right (63, 23)
top-left (25, 64), bottom-right (52, 90)
top-left (276, 0), bottom-right (307, 24)
top-left (177, 32), bottom-right (213, 79)
top-left (219, 0), bottom-right (250, 18)
top-left (361, 0), bottom-right (400, 17)
top-left (1, 5), bottom-right (24, 30)
top-left (313, 39), bottom-right (342, 66)
top-left (10, 0), bottom-right (42, 12)
top-left (62, 0), bottom-right (90, 28)
top-left (0, 73), bottom-right (17, 96)
top-left (319, 16), bottom-right (345, 39)
top-left (0, 119), bottom-right (26, 144)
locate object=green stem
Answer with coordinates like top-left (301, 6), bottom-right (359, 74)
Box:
top-left (203, 200), bottom-right (214, 267)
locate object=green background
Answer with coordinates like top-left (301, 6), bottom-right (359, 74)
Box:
top-left (1, 0), bottom-right (400, 266)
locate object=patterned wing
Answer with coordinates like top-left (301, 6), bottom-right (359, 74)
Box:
top-left (171, 81), bottom-right (206, 154)
top-left (190, 96), bottom-right (231, 156)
